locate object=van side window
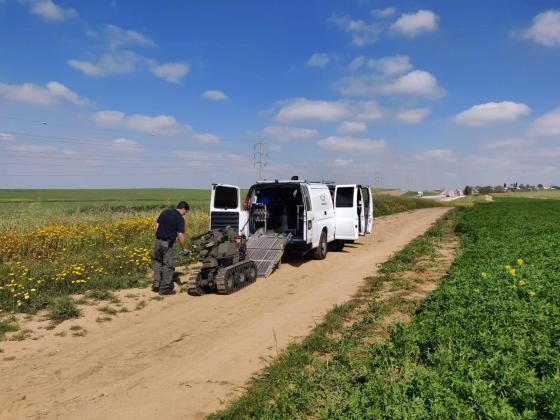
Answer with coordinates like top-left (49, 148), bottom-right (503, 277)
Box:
top-left (214, 186), bottom-right (238, 209)
top-left (302, 185), bottom-right (312, 210)
top-left (336, 187), bottom-right (354, 207)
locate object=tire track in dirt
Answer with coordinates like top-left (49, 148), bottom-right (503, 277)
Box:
top-left (0, 207), bottom-right (449, 420)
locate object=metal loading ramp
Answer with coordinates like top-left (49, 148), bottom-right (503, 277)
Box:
top-left (246, 229), bottom-right (292, 277)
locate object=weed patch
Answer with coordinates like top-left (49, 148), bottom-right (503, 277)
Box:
top-left (48, 297), bottom-right (81, 325)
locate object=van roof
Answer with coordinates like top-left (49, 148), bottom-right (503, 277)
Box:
top-left (254, 180), bottom-right (335, 185)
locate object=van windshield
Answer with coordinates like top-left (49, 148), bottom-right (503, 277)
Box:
top-left (214, 186), bottom-right (238, 209)
top-left (336, 187), bottom-right (354, 208)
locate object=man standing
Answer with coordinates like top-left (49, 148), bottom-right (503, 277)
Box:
top-left (152, 201), bottom-right (190, 295)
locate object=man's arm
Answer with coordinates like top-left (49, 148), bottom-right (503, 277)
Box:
top-left (177, 232), bottom-right (187, 251)
top-left (154, 222), bottom-right (159, 233)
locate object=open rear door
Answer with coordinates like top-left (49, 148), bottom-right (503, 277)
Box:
top-left (210, 184), bottom-right (247, 234)
top-left (357, 188), bottom-right (366, 236)
top-left (362, 186), bottom-right (374, 234)
top-left (334, 185), bottom-right (359, 240)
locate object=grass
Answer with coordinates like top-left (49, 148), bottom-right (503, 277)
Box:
top-left (493, 189), bottom-right (560, 200)
top-left (214, 198), bottom-right (560, 418)
top-left (97, 305), bottom-right (118, 316)
top-left (47, 296), bottom-right (81, 325)
top-left (211, 209), bottom-right (459, 419)
top-left (0, 316), bottom-right (20, 339)
top-left (96, 316), bottom-right (112, 323)
top-left (373, 193), bottom-right (447, 216)
top-left (86, 290), bottom-right (120, 304)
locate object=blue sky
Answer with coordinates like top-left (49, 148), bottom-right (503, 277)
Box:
top-left (1, 0), bottom-right (559, 189)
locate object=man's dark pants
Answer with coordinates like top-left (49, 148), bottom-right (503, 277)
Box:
top-left (152, 239), bottom-right (176, 294)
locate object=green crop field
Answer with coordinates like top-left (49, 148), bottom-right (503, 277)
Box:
top-left (494, 189), bottom-right (560, 200)
top-left (213, 198), bottom-right (560, 419)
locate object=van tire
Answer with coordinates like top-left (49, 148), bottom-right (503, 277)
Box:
top-left (313, 231), bottom-right (328, 260)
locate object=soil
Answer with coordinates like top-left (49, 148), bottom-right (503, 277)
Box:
top-left (0, 207), bottom-right (449, 420)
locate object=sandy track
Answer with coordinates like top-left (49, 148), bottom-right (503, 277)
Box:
top-left (0, 208), bottom-right (449, 420)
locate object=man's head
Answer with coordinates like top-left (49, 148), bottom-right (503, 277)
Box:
top-left (176, 201), bottom-right (190, 216)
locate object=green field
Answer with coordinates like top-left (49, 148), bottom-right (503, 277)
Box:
top-left (493, 189), bottom-right (560, 200)
top-left (213, 198), bottom-right (560, 419)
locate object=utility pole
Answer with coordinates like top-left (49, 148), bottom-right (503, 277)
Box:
top-left (253, 141), bottom-right (267, 181)
top-left (373, 171), bottom-right (382, 188)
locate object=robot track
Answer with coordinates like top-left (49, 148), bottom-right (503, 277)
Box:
top-left (215, 260), bottom-right (258, 295)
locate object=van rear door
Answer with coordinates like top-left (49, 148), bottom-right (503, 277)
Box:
top-left (334, 185), bottom-right (359, 240)
top-left (357, 187), bottom-right (366, 236)
top-left (362, 186), bottom-right (374, 234)
top-left (210, 184), bottom-right (247, 234)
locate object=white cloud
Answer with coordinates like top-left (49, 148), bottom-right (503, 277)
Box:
top-left (330, 14), bottom-right (381, 46)
top-left (0, 132), bottom-right (15, 141)
top-left (331, 159), bottom-right (354, 167)
top-left (367, 55), bottom-right (412, 75)
top-left (337, 56), bottom-right (445, 99)
top-left (348, 55), bottom-right (366, 71)
top-left (336, 121), bottom-right (367, 134)
top-left (269, 144), bottom-right (281, 152)
top-left (521, 10), bottom-right (560, 47)
top-left (530, 107), bottom-right (560, 136)
top-left (318, 136), bottom-right (386, 153)
top-left (68, 25), bottom-right (187, 84)
top-left (381, 70), bottom-right (445, 98)
top-left (356, 100), bottom-right (384, 121)
top-left (202, 90), bottom-right (228, 101)
top-left (415, 149), bottom-right (455, 162)
top-left (397, 107), bottom-right (431, 123)
top-left (20, 0), bottom-right (77, 21)
top-left (93, 110), bottom-right (188, 136)
top-left (103, 24), bottom-right (156, 50)
top-left (372, 8), bottom-right (396, 19)
top-left (275, 98), bottom-right (351, 123)
top-left (111, 138), bottom-right (141, 152)
top-left (192, 133), bottom-right (221, 144)
top-left (68, 50), bottom-right (141, 77)
top-left (148, 62), bottom-right (189, 83)
top-left (390, 10), bottom-right (439, 37)
top-left (0, 81), bottom-right (87, 106)
top-left (45, 81), bottom-right (87, 105)
top-left (481, 137), bottom-right (535, 150)
top-left (453, 101), bottom-right (531, 126)
top-left (307, 53), bottom-right (330, 67)
top-left (262, 126), bottom-right (319, 142)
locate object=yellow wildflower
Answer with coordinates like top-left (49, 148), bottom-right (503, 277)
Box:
top-left (480, 272), bottom-right (488, 279)
top-left (474, 288), bottom-right (480, 294)
top-left (517, 258), bottom-right (524, 266)
top-left (518, 279), bottom-right (527, 286)
top-left (527, 290), bottom-right (536, 296)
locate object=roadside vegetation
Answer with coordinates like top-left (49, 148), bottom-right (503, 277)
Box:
top-left (213, 198), bottom-right (560, 418)
top-left (374, 193), bottom-right (446, 216)
top-left (0, 189), bottom-right (445, 314)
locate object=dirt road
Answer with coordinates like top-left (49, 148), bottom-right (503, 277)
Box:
top-left (0, 208), bottom-right (449, 420)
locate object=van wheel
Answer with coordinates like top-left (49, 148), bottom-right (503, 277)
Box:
top-left (313, 231), bottom-right (328, 260)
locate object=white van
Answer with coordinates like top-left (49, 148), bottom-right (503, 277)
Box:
top-left (210, 180), bottom-right (332, 259)
top-left (209, 179), bottom-right (374, 258)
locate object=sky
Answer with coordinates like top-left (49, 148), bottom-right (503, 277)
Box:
top-left (0, 0), bottom-right (559, 190)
